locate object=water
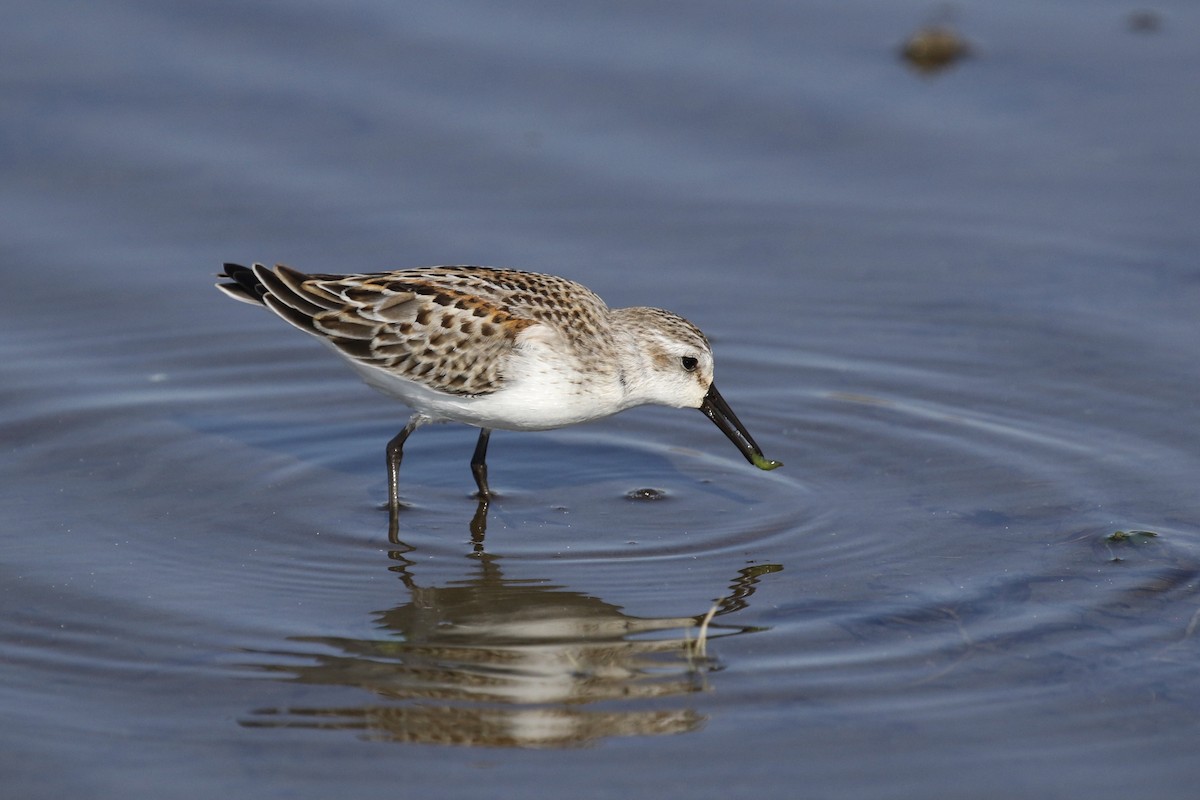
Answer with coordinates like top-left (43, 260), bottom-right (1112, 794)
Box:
top-left (3, 1), bottom-right (1199, 797)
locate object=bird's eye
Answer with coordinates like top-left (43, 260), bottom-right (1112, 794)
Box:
top-left (680, 356), bottom-right (699, 372)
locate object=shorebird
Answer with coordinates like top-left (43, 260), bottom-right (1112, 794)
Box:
top-left (217, 262), bottom-right (781, 511)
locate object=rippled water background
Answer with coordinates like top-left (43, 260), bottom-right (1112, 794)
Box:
top-left (4, 1), bottom-right (1199, 797)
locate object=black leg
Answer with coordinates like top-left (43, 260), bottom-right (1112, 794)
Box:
top-left (386, 416), bottom-right (422, 514)
top-left (470, 428), bottom-right (492, 499)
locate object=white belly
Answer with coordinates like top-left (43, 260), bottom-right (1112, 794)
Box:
top-left (340, 344), bottom-right (628, 432)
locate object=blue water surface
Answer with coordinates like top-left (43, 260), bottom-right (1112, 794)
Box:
top-left (2, 1), bottom-right (1199, 798)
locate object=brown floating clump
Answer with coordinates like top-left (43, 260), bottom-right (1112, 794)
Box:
top-left (901, 25), bottom-right (971, 74)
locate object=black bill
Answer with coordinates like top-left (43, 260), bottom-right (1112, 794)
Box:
top-left (699, 384), bottom-right (783, 471)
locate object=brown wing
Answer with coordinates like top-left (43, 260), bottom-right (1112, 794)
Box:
top-left (229, 263), bottom-right (540, 396)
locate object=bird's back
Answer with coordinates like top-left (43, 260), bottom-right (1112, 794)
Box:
top-left (217, 263), bottom-right (619, 398)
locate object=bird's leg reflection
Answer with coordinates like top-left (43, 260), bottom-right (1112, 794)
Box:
top-left (469, 496), bottom-right (490, 552)
top-left (385, 541), bottom-right (416, 581)
top-left (387, 494), bottom-right (493, 550)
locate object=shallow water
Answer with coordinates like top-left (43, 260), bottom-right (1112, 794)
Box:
top-left (3, 1), bottom-right (1200, 797)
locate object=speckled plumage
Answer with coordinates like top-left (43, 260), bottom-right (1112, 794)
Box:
top-left (217, 262), bottom-right (780, 512)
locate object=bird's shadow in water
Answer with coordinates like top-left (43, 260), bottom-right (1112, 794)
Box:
top-left (241, 512), bottom-right (784, 748)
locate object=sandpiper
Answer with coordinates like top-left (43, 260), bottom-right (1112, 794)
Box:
top-left (217, 263), bottom-right (781, 510)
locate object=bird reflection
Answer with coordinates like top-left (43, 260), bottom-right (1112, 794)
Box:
top-left (241, 522), bottom-right (782, 748)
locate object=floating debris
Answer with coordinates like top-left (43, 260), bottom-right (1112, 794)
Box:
top-left (626, 487), bottom-right (669, 501)
top-left (901, 25), bottom-right (971, 74)
top-left (1107, 529), bottom-right (1160, 543)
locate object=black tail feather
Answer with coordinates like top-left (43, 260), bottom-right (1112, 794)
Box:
top-left (217, 262), bottom-right (268, 304)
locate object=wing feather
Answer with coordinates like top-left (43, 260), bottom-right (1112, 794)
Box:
top-left (222, 263), bottom-right (560, 396)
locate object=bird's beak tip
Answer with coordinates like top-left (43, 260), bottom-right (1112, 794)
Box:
top-left (752, 454), bottom-right (784, 471)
